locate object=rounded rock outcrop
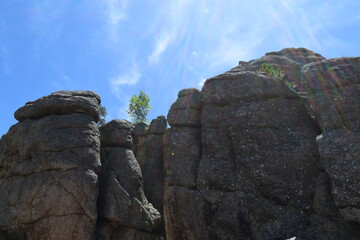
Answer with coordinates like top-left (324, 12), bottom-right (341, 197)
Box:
top-left (167, 88), bottom-right (203, 127)
top-left (14, 90), bottom-right (101, 122)
top-left (100, 119), bottom-right (134, 148)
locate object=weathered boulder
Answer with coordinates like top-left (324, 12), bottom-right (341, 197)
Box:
top-left (100, 119), bottom-right (134, 148)
top-left (167, 88), bottom-right (203, 127)
top-left (14, 90), bottom-right (101, 122)
top-left (0, 91), bottom-right (101, 240)
top-left (147, 116), bottom-right (167, 135)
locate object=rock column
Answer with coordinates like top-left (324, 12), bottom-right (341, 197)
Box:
top-left (0, 91), bottom-right (102, 240)
top-left (135, 116), bottom-right (167, 237)
top-left (96, 119), bottom-right (162, 240)
top-left (133, 122), bottom-right (149, 166)
top-left (164, 72), bottom-right (321, 239)
top-left (163, 88), bottom-right (203, 239)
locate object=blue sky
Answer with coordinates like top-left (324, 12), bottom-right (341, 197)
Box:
top-left (1, 0), bottom-right (360, 135)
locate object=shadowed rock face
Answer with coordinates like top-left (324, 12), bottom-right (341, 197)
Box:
top-left (301, 57), bottom-right (360, 237)
top-left (0, 91), bottom-right (101, 240)
top-left (96, 119), bottom-right (162, 240)
top-left (133, 122), bottom-right (149, 165)
top-left (134, 116), bottom-right (167, 238)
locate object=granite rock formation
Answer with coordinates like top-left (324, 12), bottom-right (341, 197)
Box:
top-left (228, 48), bottom-right (325, 92)
top-left (301, 57), bottom-right (360, 239)
top-left (164, 71), bottom-right (322, 240)
top-left (164, 88), bottom-right (203, 189)
top-left (134, 116), bottom-right (167, 237)
top-left (96, 119), bottom-right (162, 240)
top-left (1, 48), bottom-right (360, 240)
top-left (0, 91), bottom-right (101, 240)
top-left (163, 49), bottom-right (360, 239)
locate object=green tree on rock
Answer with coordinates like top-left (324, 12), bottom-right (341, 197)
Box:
top-left (127, 90), bottom-right (151, 123)
top-left (97, 104), bottom-right (107, 127)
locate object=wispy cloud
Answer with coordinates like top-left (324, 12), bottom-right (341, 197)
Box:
top-left (105, 0), bottom-right (128, 43)
top-left (147, 0), bottom-right (192, 65)
top-left (109, 63), bottom-right (141, 98)
top-left (148, 32), bottom-right (171, 65)
top-left (209, 34), bottom-right (265, 68)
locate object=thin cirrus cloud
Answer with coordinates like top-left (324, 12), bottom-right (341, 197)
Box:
top-left (109, 64), bottom-right (141, 98)
top-left (147, 0), bottom-right (193, 65)
top-left (104, 0), bottom-right (128, 43)
top-left (148, 32), bottom-right (171, 65)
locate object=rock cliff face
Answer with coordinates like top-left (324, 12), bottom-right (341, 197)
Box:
top-left (164, 71), bottom-right (321, 239)
top-left (97, 119), bottom-right (162, 240)
top-left (134, 116), bottom-right (167, 237)
top-left (0, 91), bottom-right (101, 240)
top-left (301, 57), bottom-right (360, 239)
top-left (1, 48), bottom-right (359, 240)
top-left (161, 49), bottom-right (360, 240)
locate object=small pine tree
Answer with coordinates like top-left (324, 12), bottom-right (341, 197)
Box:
top-left (127, 90), bottom-right (151, 123)
top-left (98, 104), bottom-right (107, 127)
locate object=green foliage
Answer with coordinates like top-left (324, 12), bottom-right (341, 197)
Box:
top-left (284, 79), bottom-right (297, 89)
top-left (257, 63), bottom-right (297, 89)
top-left (98, 104), bottom-right (107, 127)
top-left (127, 90), bottom-right (152, 123)
top-left (257, 63), bottom-right (285, 79)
